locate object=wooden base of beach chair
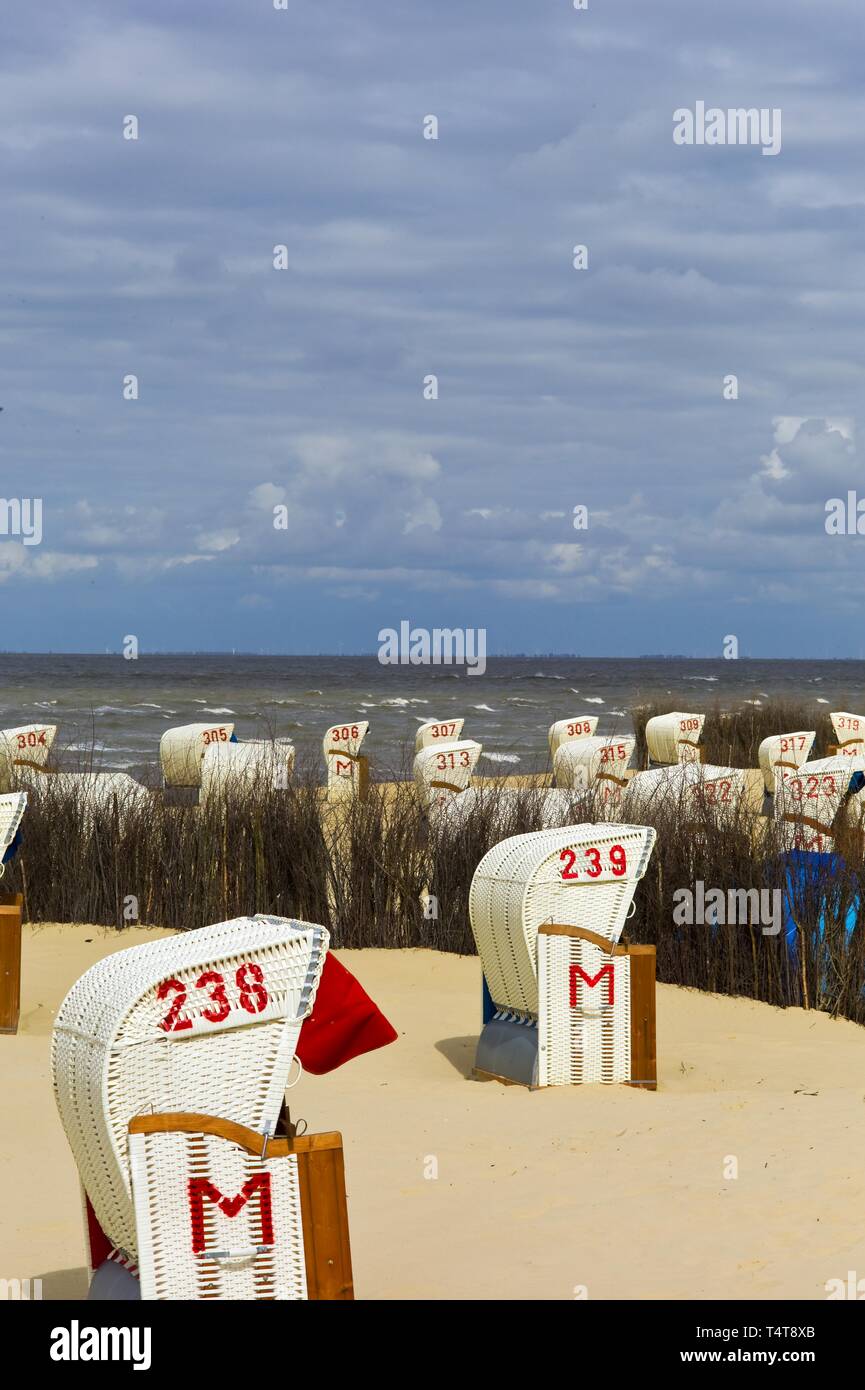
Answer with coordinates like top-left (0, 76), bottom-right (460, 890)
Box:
top-left (0, 892), bottom-right (23, 1035)
top-left (128, 1113), bottom-right (354, 1300)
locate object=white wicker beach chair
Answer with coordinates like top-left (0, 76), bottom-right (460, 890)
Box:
top-left (0, 723), bottom-right (57, 779)
top-left (201, 740), bottom-right (295, 802)
top-left (623, 762), bottom-right (746, 823)
top-left (0, 791), bottom-right (26, 874)
top-left (553, 735), bottom-right (634, 818)
top-left (52, 915), bottom-right (329, 1286)
top-left (413, 739), bottom-right (482, 811)
top-left (469, 824), bottom-right (657, 1087)
top-left (26, 771), bottom-right (150, 826)
top-left (160, 723), bottom-right (235, 790)
top-left (773, 754), bottom-right (865, 853)
top-left (547, 716), bottom-right (599, 758)
top-left (644, 712), bottom-right (705, 765)
top-left (434, 786), bottom-right (585, 834)
top-left (829, 712), bottom-right (865, 757)
top-left (758, 731), bottom-right (816, 795)
top-left (414, 718), bottom-right (465, 752)
top-left (323, 721), bottom-right (369, 801)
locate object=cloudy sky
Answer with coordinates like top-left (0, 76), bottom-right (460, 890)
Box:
top-left (2, 0), bottom-right (863, 656)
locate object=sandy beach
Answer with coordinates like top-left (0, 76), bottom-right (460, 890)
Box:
top-left (3, 921), bottom-right (864, 1301)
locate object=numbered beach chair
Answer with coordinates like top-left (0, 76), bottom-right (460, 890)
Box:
top-left (413, 739), bottom-right (482, 812)
top-left (160, 722), bottom-right (236, 804)
top-left (323, 721), bottom-right (369, 802)
top-left (468, 824), bottom-right (657, 1088)
top-left (0, 791), bottom-right (26, 877)
top-left (0, 791), bottom-right (27, 1033)
top-left (829, 712), bottom-right (865, 758)
top-left (623, 762), bottom-right (747, 824)
top-left (644, 713), bottom-right (705, 765)
top-left (52, 915), bottom-right (330, 1298)
top-left (547, 716), bottom-right (599, 759)
top-left (201, 739), bottom-right (296, 803)
top-left (758, 731), bottom-right (816, 796)
top-left (0, 724), bottom-right (57, 788)
top-left (553, 735), bottom-right (635, 818)
top-left (415, 718), bottom-right (465, 752)
top-left (773, 754), bottom-right (865, 854)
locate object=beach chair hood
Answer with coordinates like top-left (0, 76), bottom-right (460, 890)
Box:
top-left (469, 823), bottom-right (656, 1017)
top-left (52, 915), bottom-right (328, 1260)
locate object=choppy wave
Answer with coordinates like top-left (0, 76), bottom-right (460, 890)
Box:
top-left (94, 705), bottom-right (150, 716)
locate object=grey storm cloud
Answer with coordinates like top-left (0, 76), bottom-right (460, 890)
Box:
top-left (1, 0), bottom-right (863, 652)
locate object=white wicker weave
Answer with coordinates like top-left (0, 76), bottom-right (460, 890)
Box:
top-left (552, 737), bottom-right (634, 819)
top-left (547, 716), bottom-right (599, 758)
top-left (129, 1123), bottom-right (308, 1301)
top-left (644, 712), bottom-right (704, 765)
top-left (52, 915), bottom-right (328, 1263)
top-left (413, 740), bottom-right (482, 809)
top-left (0, 723), bottom-right (56, 778)
top-left (434, 786), bottom-right (586, 833)
top-left (0, 791), bottom-right (26, 876)
top-left (830, 712), bottom-right (865, 756)
top-left (160, 723), bottom-right (235, 788)
top-left (758, 731), bottom-right (816, 794)
top-left (13, 771), bottom-right (150, 826)
top-left (201, 740), bottom-right (295, 801)
top-left (469, 823), bottom-right (656, 1017)
top-left (537, 932), bottom-right (631, 1086)
top-left (773, 754), bottom-right (865, 852)
top-left (323, 720), bottom-right (368, 800)
top-left (414, 718), bottom-right (465, 752)
top-left (623, 762), bottom-right (746, 821)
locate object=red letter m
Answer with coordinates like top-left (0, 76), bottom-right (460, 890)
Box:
top-left (569, 963), bottom-right (614, 1007)
top-left (188, 1174), bottom-right (273, 1253)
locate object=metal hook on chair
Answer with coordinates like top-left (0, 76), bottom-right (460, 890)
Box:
top-left (283, 1106), bottom-right (308, 1142)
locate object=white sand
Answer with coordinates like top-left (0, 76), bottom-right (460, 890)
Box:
top-left (3, 923), bottom-right (864, 1300)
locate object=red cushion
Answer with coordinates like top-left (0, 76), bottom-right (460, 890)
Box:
top-left (296, 953), bottom-right (398, 1075)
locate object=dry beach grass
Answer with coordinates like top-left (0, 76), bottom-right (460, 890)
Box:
top-left (8, 722), bottom-right (865, 1025)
